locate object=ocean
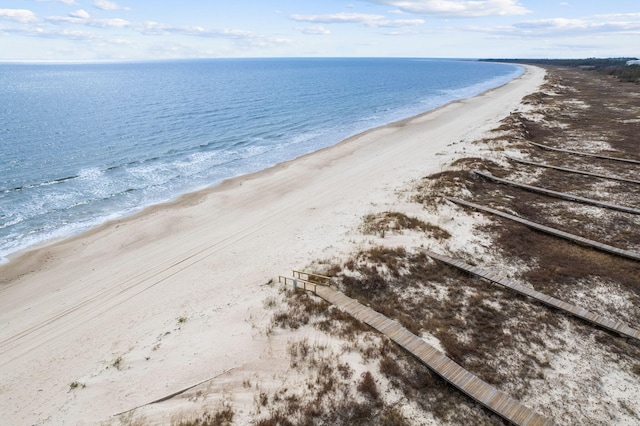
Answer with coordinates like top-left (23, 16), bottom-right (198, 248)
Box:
top-left (0, 58), bottom-right (523, 262)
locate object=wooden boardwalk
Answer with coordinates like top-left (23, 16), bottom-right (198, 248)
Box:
top-left (510, 158), bottom-right (640, 186)
top-left (446, 197), bottom-right (640, 262)
top-left (310, 284), bottom-right (555, 426)
top-left (473, 169), bottom-right (640, 215)
top-left (528, 141), bottom-right (640, 165)
top-left (421, 250), bottom-right (640, 341)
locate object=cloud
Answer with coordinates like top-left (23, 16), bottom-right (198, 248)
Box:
top-left (0, 9), bottom-right (38, 23)
top-left (289, 12), bottom-right (424, 27)
top-left (297, 25), bottom-right (331, 35)
top-left (290, 13), bottom-right (385, 25)
top-left (36, 0), bottom-right (77, 4)
top-left (46, 9), bottom-right (123, 27)
top-left (465, 14), bottom-right (640, 38)
top-left (93, 0), bottom-right (130, 11)
top-left (514, 18), bottom-right (589, 32)
top-left (377, 19), bottom-right (425, 27)
top-left (69, 10), bottom-right (90, 19)
top-left (594, 12), bottom-right (640, 19)
top-left (361, 0), bottom-right (531, 17)
top-left (5, 4), bottom-right (289, 56)
top-left (3, 24), bottom-right (100, 41)
top-left (42, 8), bottom-right (289, 46)
top-left (89, 18), bottom-right (132, 28)
top-left (513, 18), bottom-right (640, 35)
top-left (46, 13), bottom-right (136, 29)
top-left (45, 14), bottom-right (85, 25)
top-left (137, 23), bottom-right (290, 46)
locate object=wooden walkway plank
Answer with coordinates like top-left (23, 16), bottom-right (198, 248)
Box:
top-left (421, 249), bottom-right (640, 342)
top-left (312, 285), bottom-right (555, 426)
top-left (446, 197), bottom-right (640, 263)
top-left (511, 158), bottom-right (640, 186)
top-left (528, 141), bottom-right (640, 165)
top-left (473, 169), bottom-right (640, 215)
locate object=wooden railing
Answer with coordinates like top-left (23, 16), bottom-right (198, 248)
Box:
top-left (292, 270), bottom-right (331, 285)
top-left (279, 271), bottom-right (331, 293)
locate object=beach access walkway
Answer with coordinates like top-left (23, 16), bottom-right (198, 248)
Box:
top-left (528, 141), bottom-right (640, 165)
top-left (510, 158), bottom-right (640, 186)
top-left (446, 197), bottom-right (640, 263)
top-left (473, 170), bottom-right (640, 215)
top-left (421, 250), bottom-right (640, 341)
top-left (279, 272), bottom-right (555, 426)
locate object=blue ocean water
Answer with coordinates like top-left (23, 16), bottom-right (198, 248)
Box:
top-left (0, 58), bottom-right (522, 261)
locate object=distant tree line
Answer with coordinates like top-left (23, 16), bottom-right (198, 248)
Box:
top-left (484, 57), bottom-right (640, 84)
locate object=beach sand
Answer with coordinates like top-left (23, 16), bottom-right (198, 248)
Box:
top-left (0, 65), bottom-right (545, 424)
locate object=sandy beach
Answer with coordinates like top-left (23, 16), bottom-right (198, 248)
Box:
top-left (0, 65), bottom-right (546, 424)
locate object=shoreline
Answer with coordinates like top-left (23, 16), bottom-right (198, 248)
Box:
top-left (1, 64), bottom-right (523, 271)
top-left (0, 65), bottom-right (546, 424)
top-left (0, 64), bottom-right (525, 268)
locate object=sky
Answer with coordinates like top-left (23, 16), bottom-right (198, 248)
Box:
top-left (0, 0), bottom-right (639, 61)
